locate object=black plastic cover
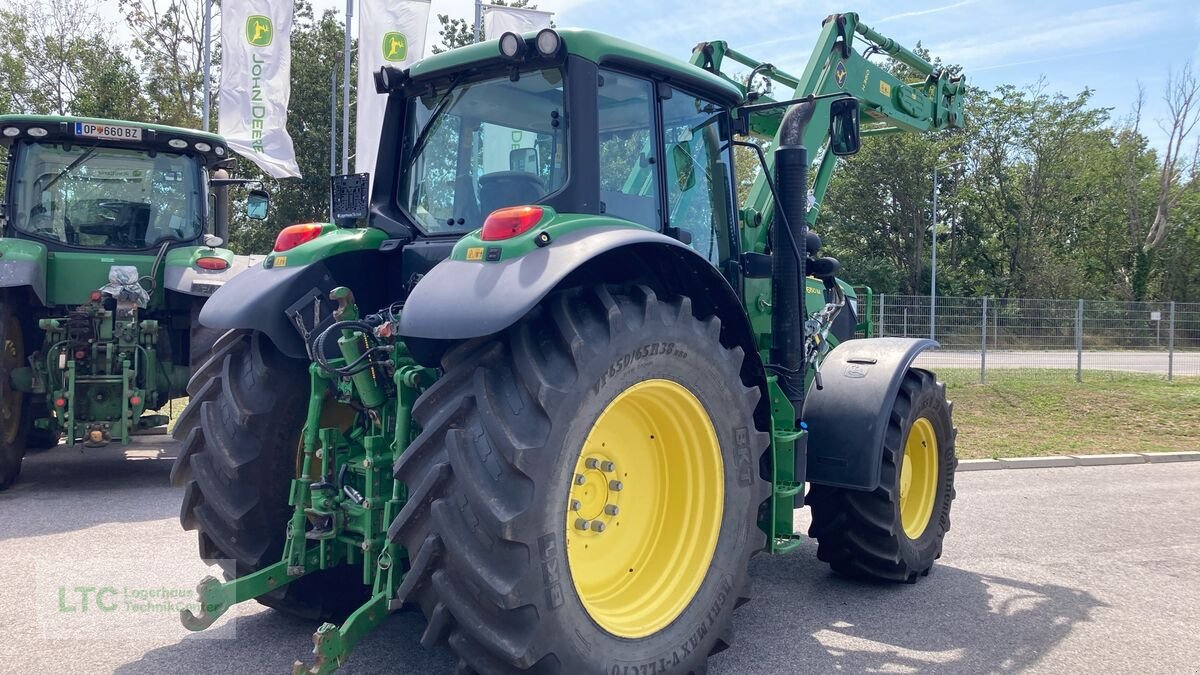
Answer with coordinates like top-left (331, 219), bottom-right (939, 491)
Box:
top-left (803, 337), bottom-right (938, 490)
top-left (398, 226), bottom-right (694, 340)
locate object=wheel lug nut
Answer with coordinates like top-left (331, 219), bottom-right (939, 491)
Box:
top-left (590, 521), bottom-right (606, 533)
top-left (601, 461), bottom-right (615, 472)
top-left (609, 480), bottom-right (623, 491)
top-left (570, 499), bottom-right (582, 511)
top-left (605, 504), bottom-right (619, 516)
top-left (574, 474), bottom-right (586, 485)
top-left (574, 519), bottom-right (590, 531)
top-left (585, 458), bottom-right (599, 469)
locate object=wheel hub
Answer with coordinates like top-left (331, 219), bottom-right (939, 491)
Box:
top-left (1, 315), bottom-right (24, 445)
top-left (899, 416), bottom-right (939, 539)
top-left (564, 379), bottom-right (724, 639)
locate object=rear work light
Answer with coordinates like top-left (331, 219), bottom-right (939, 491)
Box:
top-left (195, 257), bottom-right (229, 270)
top-left (481, 206), bottom-right (544, 241)
top-left (274, 223), bottom-right (325, 252)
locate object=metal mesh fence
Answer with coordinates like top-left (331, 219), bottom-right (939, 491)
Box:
top-left (870, 295), bottom-right (1200, 380)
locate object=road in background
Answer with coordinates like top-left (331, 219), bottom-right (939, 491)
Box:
top-left (917, 349), bottom-right (1200, 374)
top-left (2, 442), bottom-right (1198, 673)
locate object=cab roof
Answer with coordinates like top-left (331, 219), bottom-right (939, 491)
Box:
top-left (0, 115), bottom-right (232, 166)
top-left (407, 28), bottom-right (745, 106)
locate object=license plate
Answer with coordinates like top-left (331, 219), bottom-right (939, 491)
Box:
top-left (74, 122), bottom-right (142, 141)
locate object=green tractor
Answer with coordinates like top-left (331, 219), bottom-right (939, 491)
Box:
top-left (175, 13), bottom-right (965, 673)
top-left (0, 115), bottom-right (268, 488)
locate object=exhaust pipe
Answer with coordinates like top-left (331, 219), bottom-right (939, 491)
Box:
top-left (771, 100), bottom-right (815, 415)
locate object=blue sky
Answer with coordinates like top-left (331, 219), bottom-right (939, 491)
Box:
top-left (555, 0), bottom-right (1200, 150)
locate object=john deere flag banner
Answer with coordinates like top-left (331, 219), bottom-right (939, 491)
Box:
top-left (482, 4), bottom-right (553, 38)
top-left (356, 0), bottom-right (431, 178)
top-left (219, 0), bottom-right (301, 178)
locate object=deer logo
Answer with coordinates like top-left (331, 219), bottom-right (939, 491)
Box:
top-left (382, 32), bottom-right (408, 63)
top-left (245, 15), bottom-right (274, 47)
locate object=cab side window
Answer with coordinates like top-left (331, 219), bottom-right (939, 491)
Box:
top-left (662, 92), bottom-right (734, 265)
top-left (597, 70), bottom-right (660, 229)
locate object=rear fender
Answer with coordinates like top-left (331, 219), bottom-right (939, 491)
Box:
top-left (400, 225), bottom-right (705, 340)
top-left (163, 248), bottom-right (266, 299)
top-left (0, 238), bottom-right (47, 305)
top-left (803, 337), bottom-right (938, 490)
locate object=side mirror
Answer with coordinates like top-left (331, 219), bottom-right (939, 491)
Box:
top-left (670, 141), bottom-right (696, 191)
top-left (829, 97), bottom-right (861, 156)
top-left (509, 147), bottom-right (540, 173)
top-left (246, 189), bottom-right (270, 220)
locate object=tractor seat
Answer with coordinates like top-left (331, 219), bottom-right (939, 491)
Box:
top-left (477, 171), bottom-right (545, 218)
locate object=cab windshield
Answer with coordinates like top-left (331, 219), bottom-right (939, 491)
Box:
top-left (9, 142), bottom-right (203, 249)
top-left (403, 68), bottom-right (567, 235)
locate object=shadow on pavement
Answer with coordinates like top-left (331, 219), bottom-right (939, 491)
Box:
top-left (111, 539), bottom-right (1104, 674)
top-left (712, 542), bottom-right (1107, 673)
top-left (0, 438), bottom-right (177, 541)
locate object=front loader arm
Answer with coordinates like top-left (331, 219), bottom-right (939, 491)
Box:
top-left (692, 11), bottom-right (966, 253)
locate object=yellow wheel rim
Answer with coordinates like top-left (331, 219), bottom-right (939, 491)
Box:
top-left (1, 315), bottom-right (24, 445)
top-left (565, 379), bottom-right (723, 638)
top-left (899, 417), bottom-right (939, 539)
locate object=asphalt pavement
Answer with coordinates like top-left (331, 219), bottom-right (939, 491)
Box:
top-left (1, 440), bottom-right (1198, 674)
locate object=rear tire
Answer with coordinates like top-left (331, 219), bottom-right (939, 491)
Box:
top-left (806, 368), bottom-right (957, 582)
top-left (171, 329), bottom-right (368, 619)
top-left (0, 293), bottom-right (31, 490)
top-left (390, 285), bottom-right (770, 673)
top-left (188, 301), bottom-right (223, 377)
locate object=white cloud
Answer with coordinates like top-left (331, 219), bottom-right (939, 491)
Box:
top-left (932, 1), bottom-right (1168, 70)
top-left (876, 0), bottom-right (978, 25)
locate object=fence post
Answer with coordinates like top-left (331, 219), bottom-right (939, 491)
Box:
top-left (878, 294), bottom-right (886, 337)
top-left (1075, 299), bottom-right (1083, 383)
top-left (904, 308), bottom-right (909, 337)
top-left (980, 296), bottom-right (988, 384)
top-left (1168, 301), bottom-right (1175, 381)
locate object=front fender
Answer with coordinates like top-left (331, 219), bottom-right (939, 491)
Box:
top-left (803, 337), bottom-right (938, 490)
top-left (0, 238), bottom-right (47, 304)
top-left (398, 225), bottom-right (696, 340)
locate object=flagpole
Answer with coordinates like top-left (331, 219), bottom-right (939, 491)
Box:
top-left (474, 0), bottom-right (482, 43)
top-left (342, 0), bottom-right (354, 174)
top-left (201, 0), bottom-right (212, 131)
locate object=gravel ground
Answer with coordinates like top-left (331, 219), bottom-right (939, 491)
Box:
top-left (1, 440), bottom-right (1197, 674)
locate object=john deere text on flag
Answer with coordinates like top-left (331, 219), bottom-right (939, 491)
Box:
top-left (219, 0), bottom-right (301, 179)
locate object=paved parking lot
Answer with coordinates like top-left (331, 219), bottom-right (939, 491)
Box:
top-left (1, 440), bottom-right (1197, 673)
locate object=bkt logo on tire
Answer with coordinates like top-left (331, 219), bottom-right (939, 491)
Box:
top-left (383, 32), bottom-right (408, 62)
top-left (246, 15), bottom-right (274, 47)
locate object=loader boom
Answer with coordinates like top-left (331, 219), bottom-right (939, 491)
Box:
top-left (692, 11), bottom-right (966, 252)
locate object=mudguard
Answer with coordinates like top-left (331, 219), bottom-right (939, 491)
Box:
top-left (803, 337), bottom-right (938, 490)
top-left (0, 239), bottom-right (47, 305)
top-left (164, 254), bottom-right (266, 298)
top-left (197, 260), bottom-right (340, 359)
top-left (399, 226), bottom-right (697, 340)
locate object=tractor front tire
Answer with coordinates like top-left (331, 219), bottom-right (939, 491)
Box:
top-left (171, 329), bottom-right (368, 619)
top-left (806, 368), bottom-right (957, 582)
top-left (390, 285), bottom-right (770, 673)
top-left (0, 293), bottom-right (32, 490)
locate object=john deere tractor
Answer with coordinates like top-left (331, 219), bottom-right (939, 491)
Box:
top-left (174, 13), bottom-right (965, 673)
top-left (0, 116), bottom-right (268, 488)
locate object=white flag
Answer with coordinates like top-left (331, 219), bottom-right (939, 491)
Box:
top-left (219, 0), bottom-right (301, 179)
top-left (356, 0), bottom-right (431, 178)
top-left (483, 4), bottom-right (553, 38)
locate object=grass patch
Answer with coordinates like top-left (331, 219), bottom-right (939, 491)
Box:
top-left (937, 369), bottom-right (1200, 459)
